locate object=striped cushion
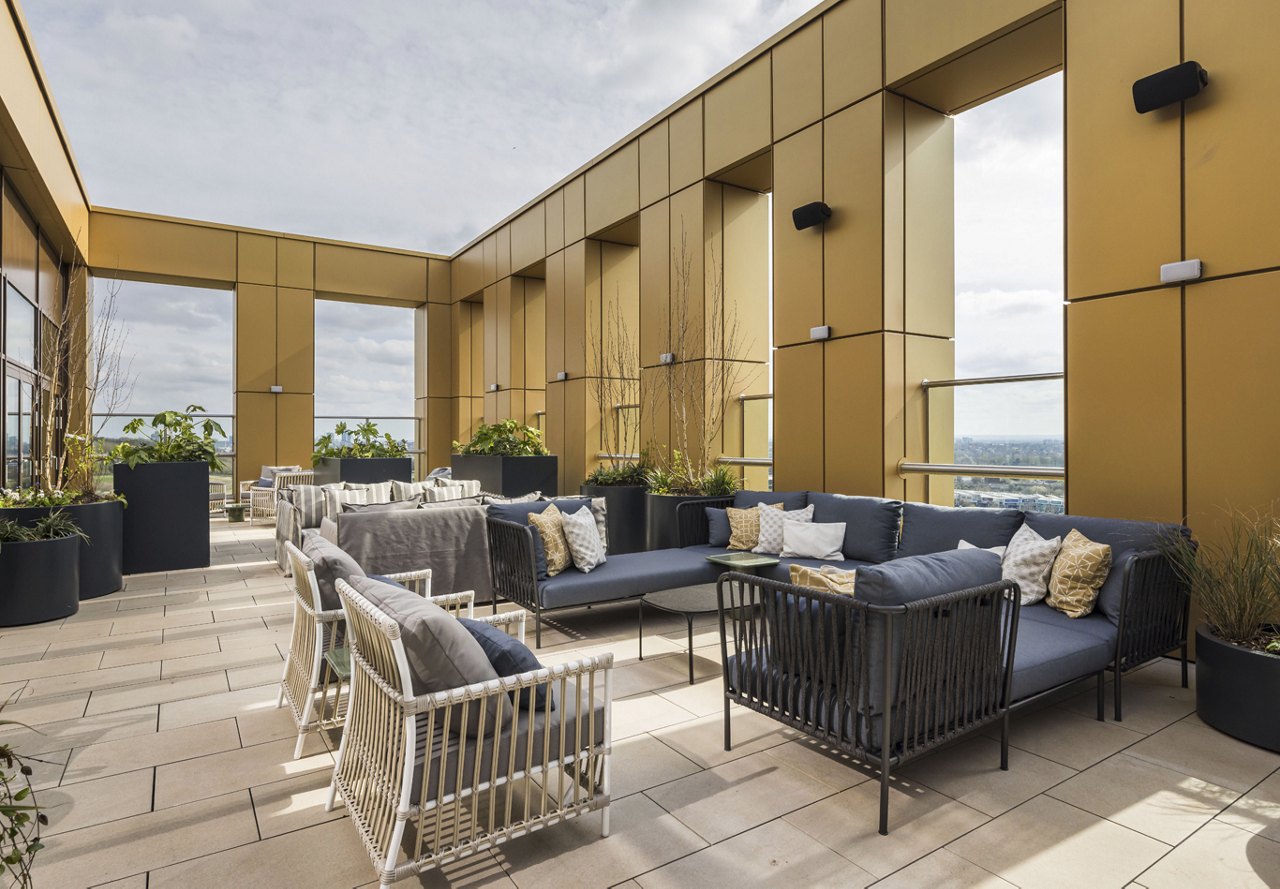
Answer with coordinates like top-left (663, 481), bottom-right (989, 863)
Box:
top-left (288, 484), bottom-right (336, 529)
top-left (391, 480), bottom-right (434, 501)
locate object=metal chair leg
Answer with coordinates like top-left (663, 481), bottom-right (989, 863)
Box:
top-left (1114, 668), bottom-right (1124, 722)
top-left (1000, 710), bottom-right (1010, 770)
top-left (1096, 671), bottom-right (1106, 721)
top-left (878, 762), bottom-right (891, 836)
top-left (723, 697), bottom-right (732, 751)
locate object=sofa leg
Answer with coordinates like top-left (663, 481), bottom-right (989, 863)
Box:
top-left (1113, 669), bottom-right (1124, 722)
top-left (1096, 671), bottom-right (1106, 722)
top-left (878, 762), bottom-right (891, 836)
top-left (535, 610), bottom-right (542, 649)
top-left (1181, 644), bottom-right (1190, 688)
top-left (1000, 710), bottom-right (1010, 771)
top-left (723, 698), bottom-right (732, 751)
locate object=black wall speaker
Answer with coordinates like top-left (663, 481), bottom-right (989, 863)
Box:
top-left (792, 201), bottom-right (832, 230)
top-left (1133, 61), bottom-right (1208, 113)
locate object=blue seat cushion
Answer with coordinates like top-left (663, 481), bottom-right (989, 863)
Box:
top-left (706, 508), bottom-right (731, 546)
top-left (1024, 513), bottom-right (1185, 625)
top-left (458, 618), bottom-right (552, 710)
top-left (733, 490), bottom-right (808, 511)
top-left (488, 498), bottom-right (592, 579)
top-left (897, 502), bottom-right (1024, 558)
top-left (854, 548), bottom-right (1002, 607)
top-left (538, 548), bottom-right (721, 609)
top-left (1011, 604), bottom-right (1117, 701)
top-left (807, 492), bottom-right (903, 563)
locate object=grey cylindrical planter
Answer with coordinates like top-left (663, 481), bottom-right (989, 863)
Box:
top-left (0, 500), bottom-right (124, 600)
top-left (312, 457), bottom-right (413, 486)
top-left (451, 455), bottom-right (558, 498)
top-left (645, 493), bottom-right (706, 551)
top-left (581, 484), bottom-right (647, 554)
top-left (0, 535), bottom-right (80, 626)
top-left (114, 461), bottom-right (210, 574)
top-left (1195, 623), bottom-right (1280, 752)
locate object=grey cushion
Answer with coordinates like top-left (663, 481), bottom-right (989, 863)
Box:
top-left (488, 498), bottom-right (593, 580)
top-left (340, 498), bottom-right (420, 514)
top-left (419, 495), bottom-right (484, 509)
top-left (706, 508), bottom-right (731, 547)
top-left (807, 492), bottom-right (903, 563)
top-left (1011, 604), bottom-right (1117, 701)
top-left (734, 490), bottom-right (808, 511)
top-left (301, 532), bottom-right (366, 610)
top-left (1024, 513), bottom-right (1184, 625)
top-left (350, 575), bottom-right (500, 736)
top-left (897, 503), bottom-right (1025, 558)
top-left (854, 548), bottom-right (1002, 607)
top-left (538, 548), bottom-right (721, 610)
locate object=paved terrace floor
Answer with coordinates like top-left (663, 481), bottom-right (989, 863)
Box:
top-left (1, 522), bottom-right (1278, 888)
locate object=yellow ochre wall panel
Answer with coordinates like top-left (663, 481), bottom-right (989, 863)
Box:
top-left (237, 233), bottom-right (275, 285)
top-left (563, 176), bottom-right (586, 245)
top-left (639, 201), bottom-right (671, 366)
top-left (904, 335), bottom-right (954, 505)
top-left (276, 394), bottom-right (315, 467)
top-left (428, 258), bottom-right (450, 304)
top-left (2, 186), bottom-right (38, 300)
top-left (772, 20), bottom-right (823, 140)
top-left (903, 101), bottom-right (954, 338)
top-left (585, 141), bottom-right (639, 236)
top-left (235, 393), bottom-right (276, 484)
top-left (668, 99), bottom-right (704, 192)
top-left (703, 55), bottom-right (771, 177)
top-left (639, 121), bottom-right (669, 208)
top-left (544, 250), bottom-right (566, 381)
top-left (314, 243), bottom-right (426, 304)
top-left (824, 334), bottom-right (885, 496)
top-left (885, 0), bottom-right (1055, 85)
top-left (511, 204), bottom-right (545, 273)
top-left (278, 239), bottom-right (314, 289)
top-left (824, 95), bottom-right (884, 337)
top-left (276, 287), bottom-right (314, 394)
top-left (823, 0), bottom-right (882, 116)
top-left (426, 303), bottom-right (452, 398)
top-left (235, 284), bottom-right (276, 392)
top-left (773, 342), bottom-right (824, 492)
top-left (89, 212), bottom-right (235, 284)
top-left (772, 124), bottom-right (823, 347)
top-left (523, 277), bottom-right (546, 389)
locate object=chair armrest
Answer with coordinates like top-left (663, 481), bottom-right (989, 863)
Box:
top-left (384, 567), bottom-right (434, 598)
top-left (675, 496), bottom-right (734, 547)
top-left (239, 480), bottom-right (254, 494)
top-left (468, 608), bottom-right (527, 642)
top-left (425, 589), bottom-right (474, 618)
top-left (486, 516), bottom-right (540, 611)
top-left (410, 653), bottom-right (614, 712)
top-left (1115, 550), bottom-right (1191, 671)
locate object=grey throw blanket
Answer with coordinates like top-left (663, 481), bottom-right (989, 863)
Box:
top-left (335, 504), bottom-right (493, 602)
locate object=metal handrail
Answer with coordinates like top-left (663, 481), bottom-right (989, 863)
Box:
top-left (899, 461), bottom-right (1064, 480)
top-left (737, 393), bottom-right (774, 402)
top-left (921, 372), bottom-right (1063, 389)
top-left (718, 456), bottom-right (773, 467)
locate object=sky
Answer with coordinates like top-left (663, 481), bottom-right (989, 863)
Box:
top-left (28, 2), bottom-right (1063, 439)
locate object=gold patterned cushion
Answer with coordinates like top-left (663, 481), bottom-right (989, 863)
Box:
top-left (528, 503), bottom-right (571, 577)
top-left (1046, 529), bottom-right (1112, 618)
top-left (727, 503), bottom-right (783, 551)
top-left (788, 564), bottom-right (857, 596)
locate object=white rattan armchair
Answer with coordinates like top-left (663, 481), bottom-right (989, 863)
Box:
top-left (243, 469), bottom-right (315, 525)
top-left (329, 577), bottom-right (613, 888)
top-left (279, 541), bottom-right (474, 759)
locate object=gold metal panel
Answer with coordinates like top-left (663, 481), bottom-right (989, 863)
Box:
top-left (511, 205), bottom-right (546, 274)
top-left (451, 301), bottom-right (472, 397)
top-left (88, 211), bottom-right (236, 285)
top-left (523, 277), bottom-right (546, 389)
top-left (721, 186), bottom-right (770, 365)
top-left (483, 285), bottom-right (498, 392)
top-left (544, 190), bottom-right (565, 254)
top-left (525, 390), bottom-right (545, 427)
top-left (586, 141), bottom-right (640, 237)
top-left (36, 237), bottom-right (59, 320)
top-left (276, 287), bottom-right (313, 394)
top-left (278, 239), bottom-right (314, 289)
top-left (509, 278), bottom-right (527, 389)
top-left (276, 393), bottom-right (314, 470)
top-left (885, 0), bottom-right (1054, 85)
top-left (482, 235), bottom-right (498, 287)
top-left (1068, 288), bottom-right (1181, 522)
top-left (883, 334), bottom-right (907, 501)
top-left (640, 201), bottom-right (671, 367)
top-left (236, 233), bottom-right (275, 285)
top-left (315, 243), bottom-right (426, 304)
top-left (564, 176), bottom-right (586, 245)
top-left (824, 95), bottom-right (885, 336)
top-left (704, 56), bottom-right (771, 177)
top-left (883, 95), bottom-right (905, 332)
top-left (563, 241), bottom-right (589, 377)
top-left (774, 343), bottom-right (825, 492)
top-left (1066, 0), bottom-right (1179, 300)
top-left (668, 99), bottom-right (704, 192)
top-left (427, 258), bottom-right (450, 304)
top-left (823, 0), bottom-right (882, 116)
top-left (563, 377), bottom-right (588, 496)
top-left (904, 335), bottom-right (955, 505)
top-left (669, 184), bottom-right (705, 358)
top-left (2, 187), bottom-right (38, 301)
top-left (600, 242), bottom-right (640, 378)
top-left (235, 284), bottom-right (276, 392)
top-left (426, 303), bottom-right (452, 398)
top-left (903, 101), bottom-right (954, 338)
top-left (470, 301), bottom-right (485, 398)
top-left (1185, 0), bottom-right (1280, 278)
top-left (544, 382), bottom-right (566, 494)
top-left (452, 243), bottom-right (484, 302)
top-left (823, 335), bottom-right (885, 496)
top-left (712, 153), bottom-right (772, 193)
top-left (234, 392), bottom-right (277, 487)
top-left (772, 124), bottom-right (824, 348)
top-left (495, 227), bottom-right (511, 281)
top-left (772, 20), bottom-right (822, 140)
top-left (639, 121), bottom-right (669, 208)
top-left (545, 250), bottom-right (566, 381)
top-left (426, 397), bottom-right (453, 469)
top-left (639, 366), bottom-right (670, 457)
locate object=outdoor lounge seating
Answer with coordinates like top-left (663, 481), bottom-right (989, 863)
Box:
top-left (242, 467), bottom-right (315, 525)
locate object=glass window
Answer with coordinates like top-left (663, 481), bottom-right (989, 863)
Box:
top-left (4, 377), bottom-right (17, 487)
top-left (5, 283), bottom-right (37, 369)
top-left (19, 380), bottom-right (33, 487)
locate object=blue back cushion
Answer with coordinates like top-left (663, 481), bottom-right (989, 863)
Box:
top-left (897, 503), bottom-right (1024, 558)
top-left (457, 618), bottom-right (552, 710)
top-left (366, 574), bottom-right (407, 590)
top-left (487, 498), bottom-right (592, 579)
top-left (706, 507), bottom-right (731, 547)
top-left (1024, 512), bottom-right (1185, 625)
top-left (733, 490), bottom-right (808, 511)
top-left (807, 492), bottom-right (903, 563)
top-left (855, 548), bottom-right (1003, 607)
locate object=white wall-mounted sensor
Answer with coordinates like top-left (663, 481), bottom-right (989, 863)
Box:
top-left (659, 352), bottom-right (676, 365)
top-left (809, 325), bottom-right (832, 341)
top-left (488, 383), bottom-right (500, 392)
top-left (1160, 259), bottom-right (1202, 284)
top-left (555, 371), bottom-right (569, 381)
top-left (269, 385), bottom-right (283, 394)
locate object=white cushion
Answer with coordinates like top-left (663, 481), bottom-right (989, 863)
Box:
top-left (781, 522), bottom-right (846, 560)
top-left (1000, 524), bottom-right (1063, 605)
top-left (561, 505), bottom-right (607, 573)
top-left (959, 539), bottom-right (1007, 557)
top-left (753, 503), bottom-right (815, 555)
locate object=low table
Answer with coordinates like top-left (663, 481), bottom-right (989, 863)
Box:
top-left (704, 551), bottom-right (781, 573)
top-left (637, 584), bottom-right (721, 685)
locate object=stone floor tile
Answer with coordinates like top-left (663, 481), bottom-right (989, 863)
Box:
top-left (63, 717), bottom-right (241, 783)
top-left (43, 629), bottom-right (164, 658)
top-left (235, 702), bottom-right (301, 746)
top-left (651, 706), bottom-right (796, 769)
top-left (159, 642), bottom-right (281, 679)
top-left (1217, 769), bottom-right (1280, 843)
top-left (636, 818), bottom-right (875, 888)
top-left (785, 778), bottom-right (988, 878)
top-left (27, 747), bottom-right (71, 790)
top-left (158, 682), bottom-right (280, 730)
top-left (654, 675), bottom-right (728, 717)
top-left (948, 794), bottom-right (1169, 889)
top-left (1062, 676), bottom-right (1195, 735)
top-left (1125, 721), bottom-right (1280, 792)
top-left (206, 625), bottom-right (290, 649)
top-left (610, 653), bottom-right (702, 698)
top-left (92, 875), bottom-right (148, 888)
top-left (0, 651), bottom-right (102, 684)
top-left (0, 705), bottom-right (157, 757)
top-left (899, 733), bottom-right (1077, 817)
top-left (161, 617), bottom-right (266, 643)
top-left (84, 670), bottom-right (229, 715)
top-left (31, 789), bottom-right (258, 888)
top-left (870, 849), bottom-right (1017, 889)
top-left (153, 734), bottom-right (331, 808)
top-left (0, 639), bottom-right (49, 665)
top-left (611, 692), bottom-right (698, 740)
top-left (1048, 752), bottom-right (1238, 844)
top-left (1137, 819), bottom-right (1280, 889)
top-left (42, 769), bottom-right (154, 835)
top-left (108, 609), bottom-right (214, 635)
top-left (226, 659), bottom-right (286, 690)
top-left (23, 660), bottom-right (161, 699)
top-left (0, 690), bottom-right (89, 726)
top-left (991, 704), bottom-right (1145, 770)
top-left (248, 768), bottom-right (345, 838)
top-left (608, 732), bottom-right (702, 799)
top-left (646, 748), bottom-right (846, 843)
top-left (115, 590), bottom-right (209, 612)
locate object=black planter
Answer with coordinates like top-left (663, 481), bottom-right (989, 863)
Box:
top-left (0, 500), bottom-right (123, 600)
top-left (451, 455), bottom-right (558, 498)
top-left (312, 457), bottom-right (413, 486)
top-left (114, 461), bottom-right (210, 574)
top-left (1195, 623), bottom-right (1280, 752)
top-left (581, 484), bottom-right (647, 554)
top-left (646, 493), bottom-right (707, 551)
top-left (0, 535), bottom-right (80, 626)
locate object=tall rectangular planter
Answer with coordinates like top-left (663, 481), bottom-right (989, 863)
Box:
top-left (115, 461), bottom-right (210, 574)
top-left (450, 454), bottom-right (558, 498)
top-left (312, 457), bottom-right (413, 486)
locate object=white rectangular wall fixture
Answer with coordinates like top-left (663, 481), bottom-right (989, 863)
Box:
top-left (488, 383), bottom-right (500, 392)
top-left (659, 353), bottom-right (675, 365)
top-left (269, 385), bottom-right (283, 394)
top-left (809, 325), bottom-right (832, 341)
top-left (555, 371), bottom-right (569, 381)
top-left (1160, 259), bottom-right (1202, 284)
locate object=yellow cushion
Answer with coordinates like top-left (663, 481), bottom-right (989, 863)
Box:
top-left (727, 503), bottom-right (782, 551)
top-left (788, 563), bottom-right (857, 596)
top-left (528, 503), bottom-right (571, 577)
top-left (1046, 529), bottom-right (1112, 618)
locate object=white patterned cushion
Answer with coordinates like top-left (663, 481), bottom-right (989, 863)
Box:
top-left (781, 521), bottom-right (846, 560)
top-left (959, 539), bottom-right (1007, 557)
top-left (753, 503), bottom-right (815, 555)
top-left (1000, 523), bottom-right (1063, 605)
top-left (561, 505), bottom-right (606, 573)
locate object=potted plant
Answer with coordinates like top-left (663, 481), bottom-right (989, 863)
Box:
top-left (0, 710), bottom-right (48, 885)
top-left (451, 420), bottom-right (557, 497)
top-left (644, 453), bottom-right (740, 550)
top-left (312, 421), bottom-right (412, 485)
top-left (0, 511), bottom-right (87, 626)
top-left (581, 462), bottom-right (649, 555)
top-left (112, 405), bottom-right (224, 574)
top-left (1164, 509), bottom-right (1280, 752)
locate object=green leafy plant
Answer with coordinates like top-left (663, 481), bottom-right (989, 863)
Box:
top-left (111, 405), bottom-right (225, 471)
top-left (1162, 509), bottom-right (1280, 653)
top-left (583, 462), bottom-right (650, 487)
top-left (0, 712), bottom-right (46, 888)
top-left (0, 485), bottom-right (121, 510)
top-left (453, 420), bottom-right (549, 457)
top-left (0, 511), bottom-right (89, 544)
top-left (312, 421), bottom-right (409, 464)
top-left (644, 450), bottom-right (741, 496)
